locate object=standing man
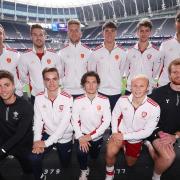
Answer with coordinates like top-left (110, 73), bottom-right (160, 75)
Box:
top-left (158, 12), bottom-right (180, 86)
top-left (0, 24), bottom-right (23, 96)
top-left (59, 19), bottom-right (91, 98)
top-left (18, 24), bottom-right (61, 104)
top-left (105, 75), bottom-right (160, 180)
top-left (89, 21), bottom-right (126, 111)
top-left (0, 70), bottom-right (33, 175)
top-left (72, 71), bottom-right (111, 180)
top-left (145, 59), bottom-right (180, 180)
top-left (30, 67), bottom-right (73, 180)
top-left (125, 18), bottom-right (162, 94)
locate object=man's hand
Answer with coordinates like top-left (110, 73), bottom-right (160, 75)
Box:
top-left (32, 147), bottom-right (44, 154)
top-left (111, 132), bottom-right (123, 142)
top-left (79, 136), bottom-right (91, 153)
top-left (33, 140), bottom-right (46, 148)
top-left (158, 131), bottom-right (176, 145)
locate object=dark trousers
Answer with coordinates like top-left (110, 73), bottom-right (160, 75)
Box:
top-left (76, 138), bottom-right (103, 170)
top-left (29, 133), bottom-right (72, 180)
top-left (98, 92), bottom-right (121, 112)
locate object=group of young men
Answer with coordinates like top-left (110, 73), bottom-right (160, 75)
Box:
top-left (0, 11), bottom-right (180, 180)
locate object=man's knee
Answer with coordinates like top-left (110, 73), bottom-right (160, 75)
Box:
top-left (106, 140), bottom-right (122, 158)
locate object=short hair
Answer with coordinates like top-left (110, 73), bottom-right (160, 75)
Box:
top-left (67, 19), bottom-right (81, 28)
top-left (175, 11), bottom-right (180, 22)
top-left (42, 67), bottom-right (59, 80)
top-left (0, 70), bottom-right (14, 84)
top-left (137, 18), bottom-right (153, 30)
top-left (81, 71), bottom-right (100, 87)
top-left (30, 24), bottom-right (44, 34)
top-left (131, 74), bottom-right (149, 86)
top-left (102, 21), bottom-right (117, 31)
top-left (168, 58), bottom-right (180, 74)
top-left (0, 24), bottom-right (4, 31)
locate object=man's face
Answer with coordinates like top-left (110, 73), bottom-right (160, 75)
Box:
top-left (137, 26), bottom-right (151, 43)
top-left (43, 71), bottom-right (59, 92)
top-left (84, 76), bottom-right (98, 95)
top-left (68, 24), bottom-right (81, 44)
top-left (103, 28), bottom-right (117, 44)
top-left (0, 78), bottom-right (15, 101)
top-left (0, 27), bottom-right (5, 45)
top-left (131, 78), bottom-right (148, 99)
top-left (31, 28), bottom-right (45, 49)
top-left (175, 21), bottom-right (180, 34)
top-left (169, 65), bottom-right (180, 85)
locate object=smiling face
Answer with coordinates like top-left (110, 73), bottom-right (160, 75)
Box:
top-left (68, 23), bottom-right (82, 44)
top-left (84, 76), bottom-right (98, 96)
top-left (0, 78), bottom-right (15, 103)
top-left (103, 27), bottom-right (117, 44)
top-left (131, 77), bottom-right (149, 99)
top-left (137, 26), bottom-right (151, 43)
top-left (169, 65), bottom-right (180, 85)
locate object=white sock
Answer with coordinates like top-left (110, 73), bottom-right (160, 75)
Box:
top-left (152, 171), bottom-right (161, 180)
top-left (106, 166), bottom-right (114, 174)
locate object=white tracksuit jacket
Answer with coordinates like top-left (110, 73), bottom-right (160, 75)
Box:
top-left (72, 93), bottom-right (111, 141)
top-left (58, 42), bottom-right (91, 95)
top-left (88, 43), bottom-right (127, 95)
top-left (125, 43), bottom-right (162, 93)
top-left (112, 94), bottom-right (160, 143)
top-left (158, 34), bottom-right (180, 86)
top-left (0, 47), bottom-right (23, 96)
top-left (18, 47), bottom-right (62, 96)
top-left (33, 88), bottom-right (73, 147)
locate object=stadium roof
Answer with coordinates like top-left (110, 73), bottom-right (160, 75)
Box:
top-left (7, 0), bottom-right (111, 8)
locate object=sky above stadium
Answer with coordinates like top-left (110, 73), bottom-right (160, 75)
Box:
top-left (8, 0), bottom-right (111, 7)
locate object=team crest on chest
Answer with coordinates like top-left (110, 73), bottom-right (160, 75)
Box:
top-left (142, 111), bottom-right (147, 118)
top-left (147, 54), bottom-right (152, 60)
top-left (59, 105), bottom-right (64, 111)
top-left (97, 105), bottom-right (101, 111)
top-left (13, 111), bottom-right (19, 120)
top-left (115, 55), bottom-right (120, 61)
top-left (6, 58), bottom-right (11, 63)
top-left (80, 53), bottom-right (85, 59)
top-left (47, 59), bottom-right (51, 64)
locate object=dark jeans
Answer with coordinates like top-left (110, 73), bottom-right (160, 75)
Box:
top-left (29, 133), bottom-right (72, 180)
top-left (76, 138), bottom-right (103, 170)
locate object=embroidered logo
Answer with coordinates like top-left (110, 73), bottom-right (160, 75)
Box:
top-left (47, 59), bottom-right (51, 64)
top-left (80, 53), bottom-right (85, 59)
top-left (115, 55), bottom-right (120, 61)
top-left (166, 99), bottom-right (170, 104)
top-left (59, 105), bottom-right (64, 111)
top-left (97, 105), bottom-right (101, 111)
top-left (13, 111), bottom-right (19, 120)
top-left (147, 54), bottom-right (152, 60)
top-left (142, 111), bottom-right (147, 118)
top-left (6, 58), bottom-right (11, 63)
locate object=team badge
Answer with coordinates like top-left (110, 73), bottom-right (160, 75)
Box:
top-left (59, 105), bottom-right (64, 111)
top-left (80, 53), bottom-right (85, 59)
top-left (115, 55), bottom-right (119, 61)
top-left (13, 111), bottom-right (19, 120)
top-left (6, 58), bottom-right (11, 63)
top-left (147, 54), bottom-right (152, 60)
top-left (97, 105), bottom-right (101, 111)
top-left (47, 59), bottom-right (51, 64)
top-left (142, 111), bottom-right (147, 118)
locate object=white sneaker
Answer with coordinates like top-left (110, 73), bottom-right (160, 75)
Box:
top-left (79, 167), bottom-right (90, 180)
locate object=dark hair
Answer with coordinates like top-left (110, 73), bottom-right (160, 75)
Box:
top-left (42, 67), bottom-right (59, 80)
top-left (168, 58), bottom-right (180, 75)
top-left (81, 71), bottom-right (100, 87)
top-left (137, 18), bottom-right (153, 30)
top-left (30, 24), bottom-right (45, 34)
top-left (102, 21), bottom-right (117, 31)
top-left (175, 11), bottom-right (180, 22)
top-left (0, 70), bottom-right (14, 84)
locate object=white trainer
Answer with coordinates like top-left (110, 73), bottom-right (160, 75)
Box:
top-left (79, 167), bottom-right (90, 180)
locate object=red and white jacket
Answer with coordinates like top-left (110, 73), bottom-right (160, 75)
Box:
top-left (18, 47), bottom-right (62, 96)
top-left (125, 43), bottom-right (162, 93)
top-left (33, 88), bottom-right (73, 146)
top-left (58, 42), bottom-right (91, 95)
top-left (112, 94), bottom-right (160, 143)
top-left (72, 93), bottom-right (111, 141)
top-left (88, 43), bottom-right (127, 95)
top-left (0, 47), bottom-right (23, 96)
top-left (158, 34), bottom-right (180, 86)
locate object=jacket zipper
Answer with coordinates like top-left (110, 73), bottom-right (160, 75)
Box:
top-left (6, 107), bottom-right (9, 121)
